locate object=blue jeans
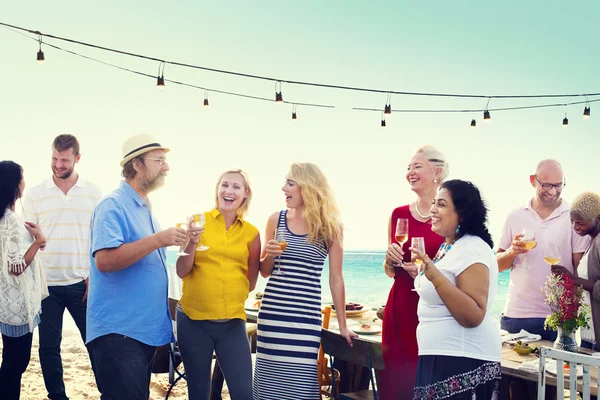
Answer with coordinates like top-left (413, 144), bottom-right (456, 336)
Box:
top-left (88, 334), bottom-right (156, 400)
top-left (500, 316), bottom-right (558, 341)
top-left (39, 280), bottom-right (93, 400)
top-left (176, 309), bottom-right (253, 400)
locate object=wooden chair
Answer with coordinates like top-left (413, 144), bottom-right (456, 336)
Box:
top-left (538, 346), bottom-right (600, 400)
top-left (321, 329), bottom-right (384, 400)
top-left (165, 297), bottom-right (186, 400)
top-left (319, 306), bottom-right (341, 399)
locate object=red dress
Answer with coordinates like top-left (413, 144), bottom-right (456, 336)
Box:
top-left (379, 205), bottom-right (444, 400)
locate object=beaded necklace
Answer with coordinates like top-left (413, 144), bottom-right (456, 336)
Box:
top-left (431, 239), bottom-right (457, 264)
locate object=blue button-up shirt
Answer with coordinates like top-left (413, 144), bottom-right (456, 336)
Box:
top-left (86, 181), bottom-right (173, 346)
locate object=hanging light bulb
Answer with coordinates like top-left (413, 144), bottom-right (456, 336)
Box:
top-left (584, 105), bottom-right (591, 119)
top-left (471, 119), bottom-right (476, 127)
top-left (563, 113), bottom-right (569, 126)
top-left (156, 62), bottom-right (165, 89)
top-left (275, 81), bottom-right (283, 103)
top-left (381, 112), bottom-right (386, 128)
top-left (204, 90), bottom-right (209, 106)
top-left (483, 110), bottom-right (491, 121)
top-left (292, 104), bottom-right (297, 120)
top-left (384, 93), bottom-right (392, 115)
top-left (37, 35), bottom-right (45, 64)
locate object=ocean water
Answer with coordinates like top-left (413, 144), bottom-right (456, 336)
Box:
top-left (166, 250), bottom-right (510, 317)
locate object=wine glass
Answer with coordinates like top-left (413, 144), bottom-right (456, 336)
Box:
top-left (544, 242), bottom-right (561, 266)
top-left (271, 228), bottom-right (286, 276)
top-left (411, 237), bottom-right (426, 292)
top-left (520, 229), bottom-right (536, 268)
top-left (174, 222), bottom-right (189, 256)
top-left (192, 213), bottom-right (209, 251)
top-left (395, 219), bottom-right (409, 249)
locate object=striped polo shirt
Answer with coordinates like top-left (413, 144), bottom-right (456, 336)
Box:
top-left (23, 177), bottom-right (102, 286)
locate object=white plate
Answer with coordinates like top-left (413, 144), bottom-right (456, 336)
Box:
top-left (545, 360), bottom-right (584, 378)
top-left (351, 326), bottom-right (382, 335)
top-left (500, 329), bottom-right (509, 336)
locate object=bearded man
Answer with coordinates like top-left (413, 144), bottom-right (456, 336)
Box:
top-left (86, 133), bottom-right (187, 400)
top-left (23, 134), bottom-right (102, 400)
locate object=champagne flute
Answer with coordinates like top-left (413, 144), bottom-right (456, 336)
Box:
top-left (411, 237), bottom-right (426, 292)
top-left (544, 242), bottom-right (561, 266)
top-left (521, 229), bottom-right (536, 268)
top-left (192, 212), bottom-right (209, 251)
top-left (271, 228), bottom-right (286, 276)
top-left (395, 218), bottom-right (409, 249)
top-left (175, 222), bottom-right (189, 256)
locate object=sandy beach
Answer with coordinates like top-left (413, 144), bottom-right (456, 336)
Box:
top-left (0, 313), bottom-right (232, 400)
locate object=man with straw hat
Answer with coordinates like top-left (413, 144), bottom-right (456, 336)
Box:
top-left (86, 134), bottom-right (187, 399)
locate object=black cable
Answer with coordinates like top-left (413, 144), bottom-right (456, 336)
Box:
top-left (1, 20), bottom-right (598, 100)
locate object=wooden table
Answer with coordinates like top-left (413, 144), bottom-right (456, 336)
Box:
top-left (502, 340), bottom-right (598, 397)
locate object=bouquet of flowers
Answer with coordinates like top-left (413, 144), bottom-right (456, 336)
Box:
top-left (542, 274), bottom-right (590, 334)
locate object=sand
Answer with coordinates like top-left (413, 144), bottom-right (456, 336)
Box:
top-left (0, 313), bottom-right (231, 400)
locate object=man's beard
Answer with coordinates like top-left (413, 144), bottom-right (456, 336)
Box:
top-left (140, 171), bottom-right (166, 193)
top-left (53, 166), bottom-right (74, 179)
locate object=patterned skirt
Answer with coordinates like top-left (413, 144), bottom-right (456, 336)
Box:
top-left (413, 355), bottom-right (501, 400)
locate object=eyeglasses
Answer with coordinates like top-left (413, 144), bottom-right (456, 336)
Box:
top-left (143, 157), bottom-right (168, 166)
top-left (534, 175), bottom-right (565, 190)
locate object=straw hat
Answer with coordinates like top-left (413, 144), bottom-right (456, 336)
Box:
top-left (120, 134), bottom-right (170, 167)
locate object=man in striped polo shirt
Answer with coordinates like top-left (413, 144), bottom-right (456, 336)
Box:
top-left (23, 134), bottom-right (102, 400)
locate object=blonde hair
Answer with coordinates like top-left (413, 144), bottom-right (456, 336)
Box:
top-left (289, 162), bottom-right (342, 246)
top-left (414, 145), bottom-right (450, 183)
top-left (214, 169), bottom-right (252, 219)
top-left (571, 192), bottom-right (600, 221)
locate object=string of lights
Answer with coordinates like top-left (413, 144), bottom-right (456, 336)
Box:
top-left (1, 20), bottom-right (599, 100)
top-left (1, 21), bottom-right (597, 127)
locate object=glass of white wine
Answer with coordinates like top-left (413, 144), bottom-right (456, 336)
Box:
top-left (192, 212), bottom-right (209, 251)
top-left (175, 221), bottom-right (189, 256)
top-left (411, 237), bottom-right (426, 292)
top-left (544, 242), bottom-right (561, 266)
top-left (521, 229), bottom-right (536, 268)
top-left (272, 228), bottom-right (286, 276)
top-left (395, 218), bottom-right (409, 249)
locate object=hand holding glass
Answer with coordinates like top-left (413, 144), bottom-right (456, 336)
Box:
top-left (411, 237), bottom-right (426, 292)
top-left (175, 222), bottom-right (189, 256)
top-left (395, 219), bottom-right (409, 248)
top-left (192, 213), bottom-right (209, 251)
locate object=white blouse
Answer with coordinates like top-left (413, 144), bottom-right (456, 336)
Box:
top-left (0, 209), bottom-right (47, 330)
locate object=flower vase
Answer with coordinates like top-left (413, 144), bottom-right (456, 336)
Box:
top-left (553, 326), bottom-right (578, 353)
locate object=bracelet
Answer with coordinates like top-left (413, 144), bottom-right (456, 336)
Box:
top-left (433, 275), bottom-right (445, 289)
top-left (383, 261), bottom-right (394, 270)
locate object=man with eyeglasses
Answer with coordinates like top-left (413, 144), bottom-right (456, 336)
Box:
top-left (495, 159), bottom-right (589, 399)
top-left (86, 133), bottom-right (187, 399)
top-left (496, 159), bottom-right (589, 340)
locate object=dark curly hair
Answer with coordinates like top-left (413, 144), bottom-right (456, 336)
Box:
top-left (441, 179), bottom-right (494, 248)
top-left (0, 161), bottom-right (23, 221)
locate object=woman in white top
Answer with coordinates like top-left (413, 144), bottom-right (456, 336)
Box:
top-left (409, 180), bottom-right (501, 399)
top-left (551, 192), bottom-right (600, 350)
top-left (0, 161), bottom-right (47, 400)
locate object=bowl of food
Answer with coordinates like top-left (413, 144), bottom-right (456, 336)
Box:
top-left (332, 302), bottom-right (369, 317)
top-left (512, 341), bottom-right (536, 355)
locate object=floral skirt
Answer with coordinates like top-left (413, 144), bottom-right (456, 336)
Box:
top-left (413, 355), bottom-right (501, 400)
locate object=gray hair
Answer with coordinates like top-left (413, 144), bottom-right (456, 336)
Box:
top-left (414, 145), bottom-right (450, 183)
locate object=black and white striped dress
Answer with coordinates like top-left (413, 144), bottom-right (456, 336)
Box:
top-left (253, 210), bottom-right (328, 400)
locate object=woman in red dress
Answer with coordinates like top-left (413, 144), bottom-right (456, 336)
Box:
top-left (379, 145), bottom-right (449, 399)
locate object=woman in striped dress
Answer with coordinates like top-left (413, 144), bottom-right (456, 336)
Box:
top-left (253, 162), bottom-right (356, 400)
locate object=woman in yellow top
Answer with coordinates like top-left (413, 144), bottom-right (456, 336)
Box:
top-left (176, 169), bottom-right (260, 400)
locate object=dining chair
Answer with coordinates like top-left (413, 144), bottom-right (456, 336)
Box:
top-left (537, 346), bottom-right (600, 400)
top-left (165, 297), bottom-right (186, 400)
top-left (319, 306), bottom-right (341, 399)
top-left (321, 328), bottom-right (384, 400)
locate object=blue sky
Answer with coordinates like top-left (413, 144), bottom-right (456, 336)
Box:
top-left (2, 1), bottom-right (599, 250)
